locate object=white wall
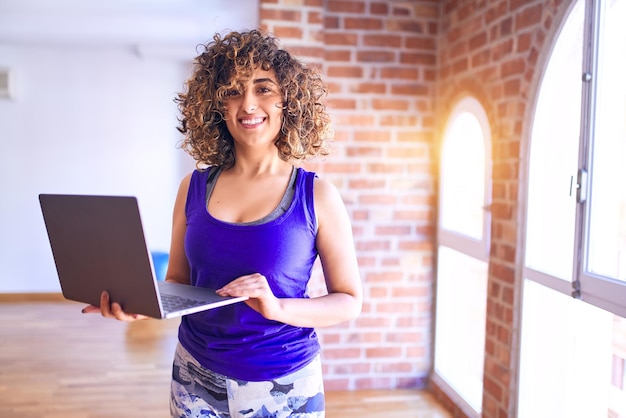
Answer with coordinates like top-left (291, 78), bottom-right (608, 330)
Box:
top-left (0, 0), bottom-right (258, 292)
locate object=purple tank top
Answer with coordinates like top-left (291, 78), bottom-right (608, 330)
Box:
top-left (177, 167), bottom-right (321, 381)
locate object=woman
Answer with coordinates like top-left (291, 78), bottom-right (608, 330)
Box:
top-left (84, 29), bottom-right (362, 417)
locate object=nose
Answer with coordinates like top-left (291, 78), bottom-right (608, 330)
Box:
top-left (242, 91), bottom-right (257, 113)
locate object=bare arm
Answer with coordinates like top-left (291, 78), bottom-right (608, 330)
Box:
top-left (217, 177), bottom-right (363, 328)
top-left (164, 173), bottom-right (192, 285)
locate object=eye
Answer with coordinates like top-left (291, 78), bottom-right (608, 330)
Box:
top-left (223, 89), bottom-right (240, 98)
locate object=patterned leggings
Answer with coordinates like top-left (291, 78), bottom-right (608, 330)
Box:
top-left (170, 343), bottom-right (325, 417)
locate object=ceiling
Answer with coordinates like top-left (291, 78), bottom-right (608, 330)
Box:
top-left (0, 0), bottom-right (259, 56)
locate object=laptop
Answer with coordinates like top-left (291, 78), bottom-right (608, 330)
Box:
top-left (38, 193), bottom-right (248, 319)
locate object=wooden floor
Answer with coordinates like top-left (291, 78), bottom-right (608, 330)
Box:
top-left (0, 299), bottom-right (451, 418)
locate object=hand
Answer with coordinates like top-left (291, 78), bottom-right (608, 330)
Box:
top-left (216, 273), bottom-right (281, 321)
top-left (81, 291), bottom-right (149, 322)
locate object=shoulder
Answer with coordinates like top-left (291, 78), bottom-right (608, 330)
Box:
top-left (178, 166), bottom-right (216, 192)
top-left (312, 175), bottom-right (347, 223)
top-left (177, 172), bottom-right (193, 194)
top-left (312, 175), bottom-right (338, 200)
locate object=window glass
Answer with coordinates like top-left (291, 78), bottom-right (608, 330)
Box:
top-left (434, 246), bottom-right (487, 412)
top-left (586, 0), bottom-right (626, 282)
top-left (434, 97), bottom-right (490, 414)
top-left (524, 0), bottom-right (584, 281)
top-left (519, 280), bottom-right (614, 417)
top-left (440, 110), bottom-right (486, 240)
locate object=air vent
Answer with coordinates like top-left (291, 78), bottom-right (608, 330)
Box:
top-left (0, 69), bottom-right (13, 99)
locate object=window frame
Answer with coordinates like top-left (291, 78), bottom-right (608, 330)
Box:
top-left (437, 96), bottom-right (492, 261)
top-left (433, 95), bottom-right (492, 417)
top-left (574, 0), bottom-right (626, 317)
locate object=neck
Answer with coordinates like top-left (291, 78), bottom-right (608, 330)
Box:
top-left (230, 151), bottom-right (291, 177)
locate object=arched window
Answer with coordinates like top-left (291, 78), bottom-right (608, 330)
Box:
top-left (519, 0), bottom-right (626, 416)
top-left (433, 96), bottom-right (491, 415)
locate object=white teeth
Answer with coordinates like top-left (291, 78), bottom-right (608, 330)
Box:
top-left (241, 118), bottom-right (263, 125)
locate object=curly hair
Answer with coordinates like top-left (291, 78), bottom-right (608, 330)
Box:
top-left (175, 29), bottom-right (332, 168)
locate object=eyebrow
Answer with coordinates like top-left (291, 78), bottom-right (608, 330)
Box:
top-left (252, 77), bottom-right (277, 85)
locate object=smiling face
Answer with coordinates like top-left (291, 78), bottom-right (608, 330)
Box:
top-left (223, 67), bottom-right (284, 151)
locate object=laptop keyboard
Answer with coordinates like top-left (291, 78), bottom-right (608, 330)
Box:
top-left (160, 293), bottom-right (206, 312)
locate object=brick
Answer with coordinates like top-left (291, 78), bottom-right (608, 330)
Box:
top-left (345, 17), bottom-right (384, 30)
top-left (354, 130), bottom-right (391, 142)
top-left (273, 26), bottom-right (304, 39)
top-left (355, 240), bottom-right (392, 251)
top-left (391, 4), bottom-right (412, 17)
top-left (378, 362), bottom-right (415, 373)
top-left (381, 257), bottom-right (400, 266)
top-left (260, 8), bottom-right (302, 21)
top-left (401, 52), bottom-right (435, 67)
top-left (386, 331), bottom-right (424, 343)
top-left (321, 333), bottom-right (341, 344)
top-left (377, 301), bottom-right (416, 313)
top-left (348, 178), bottom-right (386, 188)
top-left (308, 10), bottom-right (323, 24)
top-left (355, 316), bottom-right (393, 328)
top-left (375, 224), bottom-right (412, 235)
top-left (514, 4), bottom-right (543, 32)
top-left (355, 377), bottom-right (393, 390)
top-left (332, 362), bottom-right (372, 374)
top-left (363, 34), bottom-right (403, 48)
top-left (289, 46), bottom-right (325, 58)
top-left (327, 0), bottom-right (366, 14)
top-left (370, 2), bottom-right (389, 15)
top-left (469, 32), bottom-right (488, 50)
top-left (351, 82), bottom-right (386, 94)
top-left (414, 4), bottom-right (440, 19)
top-left (323, 379), bottom-right (350, 391)
top-left (381, 67), bottom-right (419, 80)
top-left (365, 346), bottom-right (403, 358)
top-left (405, 36), bottom-right (437, 50)
top-left (398, 240), bottom-right (432, 252)
top-left (371, 98), bottom-right (410, 111)
top-left (387, 19), bottom-right (426, 34)
top-left (320, 162), bottom-right (361, 173)
top-left (323, 347), bottom-right (362, 359)
top-left (324, 15), bottom-right (340, 29)
top-left (346, 146), bottom-right (383, 157)
top-left (390, 83), bottom-right (429, 96)
top-left (471, 49), bottom-right (491, 67)
top-left (356, 50), bottom-right (395, 62)
top-left (380, 114), bottom-right (419, 126)
top-left (368, 286), bottom-right (388, 298)
top-left (397, 131), bottom-right (431, 142)
top-left (366, 162), bottom-right (406, 174)
top-left (324, 49), bottom-right (351, 61)
top-left (327, 65), bottom-right (364, 78)
top-left (501, 57), bottom-right (526, 77)
top-left (365, 271), bottom-right (404, 282)
top-left (325, 33), bottom-right (358, 46)
top-left (327, 98), bottom-right (357, 109)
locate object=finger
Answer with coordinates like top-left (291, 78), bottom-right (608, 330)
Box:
top-left (217, 275), bottom-right (270, 297)
top-left (110, 301), bottom-right (149, 321)
top-left (99, 291), bottom-right (113, 318)
top-left (81, 305), bottom-right (100, 314)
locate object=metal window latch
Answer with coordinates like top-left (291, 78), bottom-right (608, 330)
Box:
top-left (570, 169), bottom-right (588, 203)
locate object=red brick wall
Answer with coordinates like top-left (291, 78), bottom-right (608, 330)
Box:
top-left (260, 0), bottom-right (439, 391)
top-left (259, 0), bottom-right (570, 416)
